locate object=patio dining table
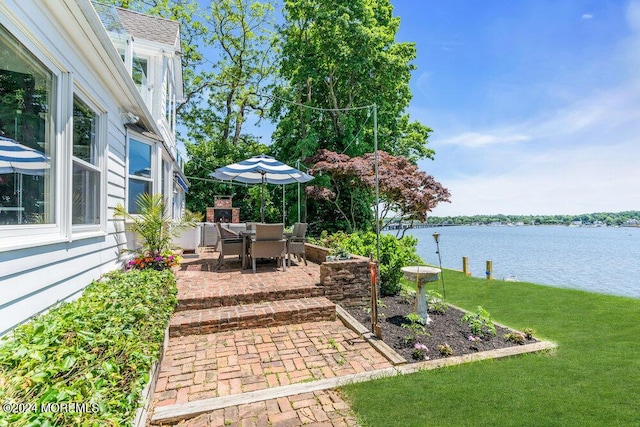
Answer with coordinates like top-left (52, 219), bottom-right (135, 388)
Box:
top-left (238, 229), bottom-right (292, 270)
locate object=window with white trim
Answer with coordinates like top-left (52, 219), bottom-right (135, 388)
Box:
top-left (0, 24), bottom-right (54, 227)
top-left (128, 137), bottom-right (152, 213)
top-left (72, 96), bottom-right (101, 225)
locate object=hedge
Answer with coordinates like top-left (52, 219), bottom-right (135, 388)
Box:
top-left (0, 269), bottom-right (177, 426)
top-left (314, 230), bottom-right (424, 296)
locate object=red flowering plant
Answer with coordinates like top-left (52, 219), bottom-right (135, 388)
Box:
top-left (126, 250), bottom-right (182, 271)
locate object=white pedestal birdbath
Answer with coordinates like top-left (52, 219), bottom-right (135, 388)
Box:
top-left (401, 266), bottom-right (441, 324)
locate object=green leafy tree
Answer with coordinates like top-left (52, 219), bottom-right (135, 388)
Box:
top-left (271, 0), bottom-right (435, 231)
top-left (180, 0), bottom-right (282, 217)
top-left (99, 1), bottom-right (279, 218)
top-left (180, 0), bottom-right (278, 146)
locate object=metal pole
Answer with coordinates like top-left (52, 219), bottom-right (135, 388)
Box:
top-left (282, 184), bottom-right (286, 225)
top-left (373, 104), bottom-right (380, 272)
top-left (297, 160), bottom-right (301, 223)
top-left (261, 174), bottom-right (265, 222)
top-left (433, 232), bottom-right (446, 302)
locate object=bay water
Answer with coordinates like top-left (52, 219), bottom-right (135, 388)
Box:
top-left (402, 225), bottom-right (640, 299)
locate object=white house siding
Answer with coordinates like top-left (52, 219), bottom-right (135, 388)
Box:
top-left (0, 0), bottom-right (177, 335)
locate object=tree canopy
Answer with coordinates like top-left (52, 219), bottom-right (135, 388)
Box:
top-left (267, 0), bottom-right (442, 231)
top-left (271, 0), bottom-right (434, 164)
top-left (101, 0), bottom-right (450, 231)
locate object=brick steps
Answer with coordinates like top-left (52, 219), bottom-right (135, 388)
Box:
top-left (176, 281), bottom-right (323, 312)
top-left (169, 297), bottom-right (336, 337)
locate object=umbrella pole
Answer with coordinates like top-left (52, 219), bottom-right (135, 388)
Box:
top-left (261, 174), bottom-right (265, 223)
top-left (296, 160), bottom-right (301, 223)
top-left (282, 184), bottom-right (286, 225)
top-left (17, 173), bottom-right (23, 225)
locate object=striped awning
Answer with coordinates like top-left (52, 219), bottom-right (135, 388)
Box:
top-left (212, 154), bottom-right (313, 185)
top-left (174, 173), bottom-right (189, 192)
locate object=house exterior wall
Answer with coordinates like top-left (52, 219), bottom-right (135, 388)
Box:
top-left (0, 0), bottom-right (185, 336)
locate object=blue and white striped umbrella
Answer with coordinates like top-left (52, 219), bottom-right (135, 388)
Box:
top-left (212, 155), bottom-right (313, 222)
top-left (212, 154), bottom-right (313, 185)
top-left (0, 136), bottom-right (50, 176)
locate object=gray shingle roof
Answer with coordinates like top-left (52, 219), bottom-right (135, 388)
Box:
top-left (93, 2), bottom-right (180, 48)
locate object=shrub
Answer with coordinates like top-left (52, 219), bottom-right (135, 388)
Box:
top-left (0, 269), bottom-right (177, 426)
top-left (426, 290), bottom-right (448, 314)
top-left (315, 230), bottom-right (423, 295)
top-left (398, 287), bottom-right (416, 304)
top-left (522, 327), bottom-right (535, 339)
top-left (401, 312), bottom-right (429, 345)
top-left (412, 343), bottom-right (429, 360)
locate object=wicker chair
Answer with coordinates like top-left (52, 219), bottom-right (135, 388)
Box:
top-left (214, 222), bottom-right (243, 270)
top-left (287, 222), bottom-right (308, 266)
top-left (249, 223), bottom-right (287, 273)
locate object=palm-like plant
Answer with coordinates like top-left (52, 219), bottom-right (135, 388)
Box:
top-left (114, 193), bottom-right (201, 255)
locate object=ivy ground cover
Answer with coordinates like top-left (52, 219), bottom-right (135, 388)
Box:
top-left (0, 269), bottom-right (177, 426)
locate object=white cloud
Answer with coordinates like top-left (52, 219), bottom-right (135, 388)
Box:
top-left (423, 80), bottom-right (640, 216)
top-left (431, 140), bottom-right (640, 216)
top-left (627, 0), bottom-right (640, 33)
top-left (437, 132), bottom-right (531, 148)
top-left (582, 13), bottom-right (593, 20)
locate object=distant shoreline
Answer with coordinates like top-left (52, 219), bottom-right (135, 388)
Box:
top-left (384, 211), bottom-right (640, 229)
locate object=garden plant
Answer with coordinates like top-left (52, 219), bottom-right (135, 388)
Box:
top-left (115, 193), bottom-right (201, 270)
top-left (342, 270), bottom-right (640, 426)
top-left (0, 269), bottom-right (177, 426)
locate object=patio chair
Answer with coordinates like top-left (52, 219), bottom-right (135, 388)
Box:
top-left (214, 222), bottom-right (243, 270)
top-left (249, 223), bottom-right (287, 273)
top-left (288, 222), bottom-right (308, 266)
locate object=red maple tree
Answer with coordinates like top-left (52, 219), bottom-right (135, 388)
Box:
top-left (306, 149), bottom-right (450, 232)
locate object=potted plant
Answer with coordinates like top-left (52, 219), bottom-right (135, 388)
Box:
top-left (114, 193), bottom-right (201, 270)
top-left (326, 244), bottom-right (351, 261)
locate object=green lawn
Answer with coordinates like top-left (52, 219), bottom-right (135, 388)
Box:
top-left (342, 270), bottom-right (640, 426)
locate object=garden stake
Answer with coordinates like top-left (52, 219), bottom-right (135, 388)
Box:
top-left (433, 232), bottom-right (446, 302)
top-left (369, 253), bottom-right (381, 338)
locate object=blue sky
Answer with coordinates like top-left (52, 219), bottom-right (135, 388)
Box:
top-left (392, 0), bottom-right (640, 216)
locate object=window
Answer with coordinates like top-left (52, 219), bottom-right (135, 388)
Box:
top-left (132, 54), bottom-right (149, 103)
top-left (132, 55), bottom-right (147, 86)
top-left (128, 138), bottom-right (152, 213)
top-left (164, 67), bottom-right (175, 133)
top-left (72, 96), bottom-right (101, 225)
top-left (0, 24), bottom-right (54, 226)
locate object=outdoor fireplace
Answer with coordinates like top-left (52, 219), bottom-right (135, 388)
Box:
top-left (213, 208), bottom-right (232, 223)
top-left (206, 195), bottom-right (240, 223)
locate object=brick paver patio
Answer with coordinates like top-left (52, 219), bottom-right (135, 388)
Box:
top-left (154, 321), bottom-right (391, 408)
top-left (148, 251), bottom-right (391, 426)
top-left (171, 390), bottom-right (359, 427)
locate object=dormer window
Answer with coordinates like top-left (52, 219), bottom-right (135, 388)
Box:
top-left (132, 55), bottom-right (148, 87)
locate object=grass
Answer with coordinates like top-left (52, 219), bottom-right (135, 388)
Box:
top-left (342, 270), bottom-right (640, 426)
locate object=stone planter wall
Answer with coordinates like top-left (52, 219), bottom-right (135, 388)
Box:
top-left (305, 243), bottom-right (330, 265)
top-left (305, 243), bottom-right (371, 310)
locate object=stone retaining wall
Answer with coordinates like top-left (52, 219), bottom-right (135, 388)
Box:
top-left (305, 243), bottom-right (371, 310)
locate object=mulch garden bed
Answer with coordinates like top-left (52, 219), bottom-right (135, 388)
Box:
top-left (345, 294), bottom-right (538, 363)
